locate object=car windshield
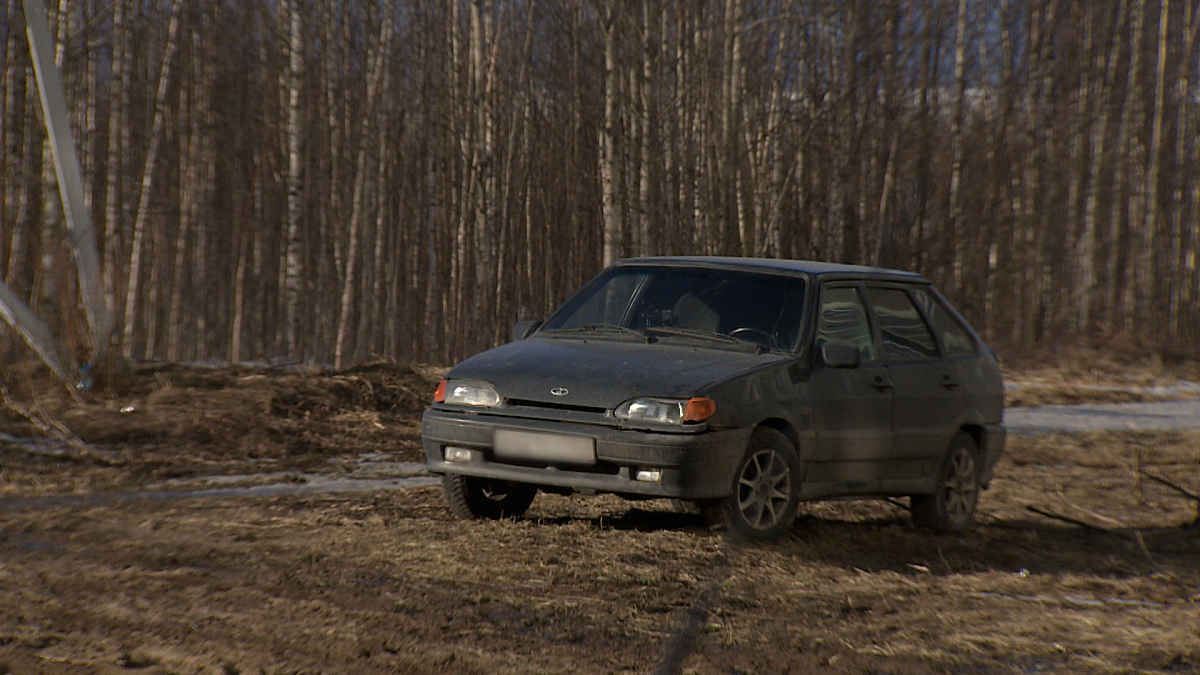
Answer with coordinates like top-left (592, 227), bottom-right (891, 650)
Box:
top-left (542, 265), bottom-right (807, 350)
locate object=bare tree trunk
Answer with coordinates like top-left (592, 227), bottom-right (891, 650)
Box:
top-left (166, 37), bottom-right (202, 362)
top-left (1065, 4), bottom-right (1095, 334)
top-left (1107, 0), bottom-right (1146, 326)
top-left (1078, 3), bottom-right (1125, 333)
top-left (722, 0), bottom-right (746, 255)
top-left (102, 0), bottom-right (129, 335)
top-left (470, 0), bottom-right (498, 350)
top-left (600, 0), bottom-right (622, 266)
top-left (282, 0), bottom-right (304, 356)
top-left (1168, 3), bottom-right (1200, 336)
top-left (636, 0), bottom-right (653, 257)
top-left (1139, 0), bottom-right (1170, 332)
top-left (758, 0), bottom-right (793, 258)
top-left (370, 117), bottom-right (390, 357)
top-left (1016, 0), bottom-right (1056, 345)
top-left (335, 6), bottom-right (392, 370)
top-left (947, 0), bottom-right (968, 291)
top-left (191, 40), bottom-right (215, 360)
top-left (1, 0), bottom-right (21, 279)
top-left (120, 0), bottom-right (182, 359)
top-left (826, 1), bottom-right (860, 263)
top-left (230, 216), bottom-right (249, 364)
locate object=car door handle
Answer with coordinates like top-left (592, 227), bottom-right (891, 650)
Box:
top-left (871, 375), bottom-right (892, 391)
top-left (941, 374), bottom-right (960, 389)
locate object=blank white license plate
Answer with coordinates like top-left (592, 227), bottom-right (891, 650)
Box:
top-left (493, 430), bottom-right (595, 465)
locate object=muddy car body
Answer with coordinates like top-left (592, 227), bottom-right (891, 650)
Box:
top-left (423, 257), bottom-right (1005, 539)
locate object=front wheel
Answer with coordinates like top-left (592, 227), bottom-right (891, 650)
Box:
top-left (443, 474), bottom-right (537, 520)
top-left (911, 432), bottom-right (980, 534)
top-left (722, 428), bottom-right (801, 540)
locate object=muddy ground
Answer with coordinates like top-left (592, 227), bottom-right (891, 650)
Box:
top-left (0, 355), bottom-right (1198, 674)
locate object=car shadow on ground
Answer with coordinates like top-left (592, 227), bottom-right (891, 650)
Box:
top-left (531, 506), bottom-right (712, 532)
top-left (526, 500), bottom-right (1200, 582)
top-left (780, 515), bottom-right (1199, 581)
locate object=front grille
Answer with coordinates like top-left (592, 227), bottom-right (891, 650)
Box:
top-left (505, 399), bottom-right (608, 415)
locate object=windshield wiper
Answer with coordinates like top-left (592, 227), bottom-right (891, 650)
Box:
top-left (544, 324), bottom-right (655, 342)
top-left (644, 326), bottom-right (767, 353)
top-left (644, 326), bottom-right (733, 343)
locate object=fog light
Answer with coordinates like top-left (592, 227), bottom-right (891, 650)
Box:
top-left (444, 446), bottom-right (474, 463)
top-left (634, 469), bottom-right (662, 482)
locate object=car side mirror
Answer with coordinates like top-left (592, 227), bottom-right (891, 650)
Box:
top-left (512, 319), bottom-right (543, 341)
top-left (820, 342), bottom-right (860, 368)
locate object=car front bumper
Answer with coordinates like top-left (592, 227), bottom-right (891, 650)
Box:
top-left (422, 408), bottom-right (751, 499)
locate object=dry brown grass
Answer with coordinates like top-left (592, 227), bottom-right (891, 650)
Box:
top-left (1002, 382), bottom-right (1197, 407)
top-left (1001, 342), bottom-right (1200, 408)
top-left (1, 481), bottom-right (1195, 674)
top-left (1002, 345), bottom-right (1200, 407)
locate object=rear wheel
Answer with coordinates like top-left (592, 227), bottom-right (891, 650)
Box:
top-left (911, 432), bottom-right (980, 533)
top-left (443, 474), bottom-right (537, 520)
top-left (722, 428), bottom-right (801, 540)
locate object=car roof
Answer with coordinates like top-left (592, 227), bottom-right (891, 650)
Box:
top-left (616, 256), bottom-right (929, 283)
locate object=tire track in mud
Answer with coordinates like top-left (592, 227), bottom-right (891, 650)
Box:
top-left (652, 533), bottom-right (742, 675)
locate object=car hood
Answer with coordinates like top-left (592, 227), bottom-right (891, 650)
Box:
top-left (447, 336), bottom-right (783, 410)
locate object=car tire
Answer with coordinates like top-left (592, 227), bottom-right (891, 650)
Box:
top-left (911, 432), bottom-right (980, 534)
top-left (443, 474), bottom-right (537, 520)
top-left (722, 428), bottom-right (801, 540)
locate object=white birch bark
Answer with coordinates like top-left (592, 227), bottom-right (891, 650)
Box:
top-left (600, 0), bottom-right (622, 267)
top-left (1078, 4), bottom-right (1126, 332)
top-left (282, 0), bottom-right (304, 356)
top-left (1107, 0), bottom-right (1146, 325)
top-left (948, 0), bottom-right (968, 290)
top-left (1139, 0), bottom-right (1170, 327)
top-left (1168, 4), bottom-right (1200, 333)
top-left (335, 7), bottom-right (392, 370)
top-left (121, 0), bottom-right (182, 359)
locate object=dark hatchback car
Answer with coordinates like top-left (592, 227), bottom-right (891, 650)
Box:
top-left (423, 257), bottom-right (1005, 539)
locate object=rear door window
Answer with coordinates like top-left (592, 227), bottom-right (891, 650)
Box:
top-left (867, 287), bottom-right (939, 362)
top-left (912, 288), bottom-right (978, 360)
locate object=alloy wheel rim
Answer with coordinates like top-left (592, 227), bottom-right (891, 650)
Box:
top-left (736, 449), bottom-right (792, 529)
top-left (942, 447), bottom-right (978, 525)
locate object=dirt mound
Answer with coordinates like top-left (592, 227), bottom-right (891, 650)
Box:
top-left (0, 360), bottom-right (441, 492)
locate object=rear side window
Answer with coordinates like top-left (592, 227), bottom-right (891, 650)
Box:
top-left (868, 287), bottom-right (939, 362)
top-left (912, 288), bottom-right (977, 360)
top-left (816, 286), bottom-right (877, 362)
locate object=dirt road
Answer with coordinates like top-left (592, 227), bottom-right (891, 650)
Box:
top-left (1006, 399), bottom-right (1200, 434)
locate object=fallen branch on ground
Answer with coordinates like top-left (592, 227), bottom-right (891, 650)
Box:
top-left (1139, 470), bottom-right (1200, 502)
top-left (0, 384), bottom-right (115, 465)
top-left (1140, 470), bottom-right (1200, 523)
top-left (1026, 505), bottom-right (1115, 533)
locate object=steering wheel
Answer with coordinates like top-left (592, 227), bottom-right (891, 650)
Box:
top-left (728, 327), bottom-right (776, 349)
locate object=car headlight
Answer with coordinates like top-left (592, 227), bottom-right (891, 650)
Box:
top-left (615, 397), bottom-right (716, 424)
top-left (434, 380), bottom-right (501, 407)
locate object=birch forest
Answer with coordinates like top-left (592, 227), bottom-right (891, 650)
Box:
top-left (2, 0), bottom-right (1199, 369)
